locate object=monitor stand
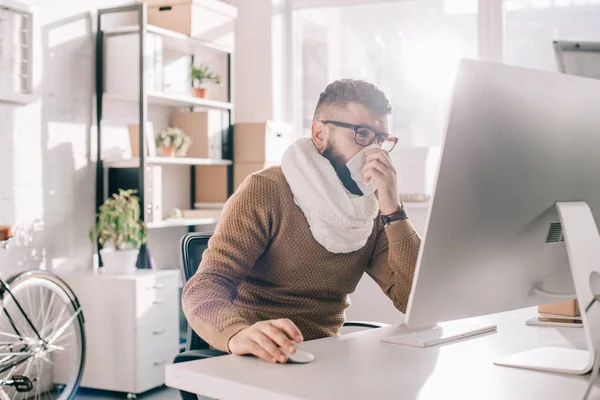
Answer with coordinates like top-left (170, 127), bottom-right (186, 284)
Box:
top-left (494, 201), bottom-right (600, 376)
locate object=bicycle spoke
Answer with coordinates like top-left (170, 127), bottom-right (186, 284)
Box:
top-left (0, 330), bottom-right (24, 340)
top-left (51, 330), bottom-right (75, 347)
top-left (40, 292), bottom-right (57, 337)
top-left (46, 305), bottom-right (66, 343)
top-left (25, 286), bottom-right (34, 337)
top-left (47, 308), bottom-right (81, 345)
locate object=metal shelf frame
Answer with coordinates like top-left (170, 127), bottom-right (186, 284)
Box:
top-left (95, 3), bottom-right (234, 268)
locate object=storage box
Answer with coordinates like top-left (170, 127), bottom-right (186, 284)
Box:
top-left (195, 165), bottom-right (228, 203)
top-left (127, 122), bottom-right (157, 157)
top-left (105, 33), bottom-right (162, 94)
top-left (234, 163), bottom-right (273, 191)
top-left (538, 299), bottom-right (580, 317)
top-left (171, 111), bottom-right (226, 159)
top-left (147, 0), bottom-right (237, 48)
top-left (233, 122), bottom-right (293, 163)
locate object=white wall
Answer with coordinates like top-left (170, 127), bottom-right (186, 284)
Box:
top-left (227, 0), bottom-right (290, 124)
top-left (0, 0), bottom-right (133, 276)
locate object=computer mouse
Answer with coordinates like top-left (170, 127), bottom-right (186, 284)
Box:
top-left (282, 349), bottom-right (314, 364)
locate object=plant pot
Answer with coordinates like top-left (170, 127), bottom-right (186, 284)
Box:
top-left (193, 87), bottom-right (208, 98)
top-left (161, 145), bottom-right (176, 157)
top-left (100, 249), bottom-right (139, 274)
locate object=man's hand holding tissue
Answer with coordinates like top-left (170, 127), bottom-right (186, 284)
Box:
top-left (362, 148), bottom-right (401, 215)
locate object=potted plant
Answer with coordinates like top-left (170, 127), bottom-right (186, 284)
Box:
top-left (191, 64), bottom-right (221, 98)
top-left (156, 127), bottom-right (192, 157)
top-left (90, 189), bottom-right (147, 274)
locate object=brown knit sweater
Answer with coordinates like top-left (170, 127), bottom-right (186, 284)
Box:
top-left (182, 166), bottom-right (422, 353)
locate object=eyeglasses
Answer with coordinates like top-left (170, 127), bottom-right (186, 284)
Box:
top-left (320, 120), bottom-right (398, 152)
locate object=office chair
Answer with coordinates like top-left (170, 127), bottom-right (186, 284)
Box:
top-left (173, 232), bottom-right (388, 400)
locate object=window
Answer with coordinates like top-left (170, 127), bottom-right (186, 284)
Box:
top-left (505, 0), bottom-right (600, 71)
top-left (293, 0), bottom-right (478, 147)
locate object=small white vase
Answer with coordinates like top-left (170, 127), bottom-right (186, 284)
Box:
top-left (100, 249), bottom-right (139, 274)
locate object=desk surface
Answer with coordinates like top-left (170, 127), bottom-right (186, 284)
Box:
top-left (166, 308), bottom-right (598, 400)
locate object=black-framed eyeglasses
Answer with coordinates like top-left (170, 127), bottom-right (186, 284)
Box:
top-left (320, 120), bottom-right (398, 152)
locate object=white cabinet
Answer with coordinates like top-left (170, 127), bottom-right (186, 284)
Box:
top-left (61, 269), bottom-right (180, 395)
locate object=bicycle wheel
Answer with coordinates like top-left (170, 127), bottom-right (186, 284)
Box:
top-left (0, 271), bottom-right (85, 400)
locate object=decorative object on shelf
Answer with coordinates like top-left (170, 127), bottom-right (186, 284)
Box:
top-left (90, 189), bottom-right (148, 274)
top-left (156, 127), bottom-right (192, 157)
top-left (128, 122), bottom-right (157, 157)
top-left (168, 207), bottom-right (183, 219)
top-left (191, 64), bottom-right (220, 98)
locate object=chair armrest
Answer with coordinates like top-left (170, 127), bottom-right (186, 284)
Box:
top-left (173, 349), bottom-right (228, 364)
top-left (343, 320), bottom-right (389, 329)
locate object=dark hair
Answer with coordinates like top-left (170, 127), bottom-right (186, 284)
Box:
top-left (313, 79), bottom-right (392, 121)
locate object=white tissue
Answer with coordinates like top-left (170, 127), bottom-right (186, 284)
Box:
top-left (346, 144), bottom-right (379, 196)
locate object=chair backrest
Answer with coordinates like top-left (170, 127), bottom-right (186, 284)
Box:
top-left (180, 232), bottom-right (213, 351)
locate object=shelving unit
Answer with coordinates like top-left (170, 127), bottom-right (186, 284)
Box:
top-left (95, 3), bottom-right (234, 269)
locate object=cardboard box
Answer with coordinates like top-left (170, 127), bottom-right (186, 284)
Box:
top-left (233, 122), bottom-right (293, 163)
top-left (234, 163), bottom-right (272, 191)
top-left (171, 111), bottom-right (226, 160)
top-left (127, 123), bottom-right (157, 157)
top-left (147, 0), bottom-right (237, 48)
top-left (538, 300), bottom-right (580, 317)
top-left (195, 165), bottom-right (228, 203)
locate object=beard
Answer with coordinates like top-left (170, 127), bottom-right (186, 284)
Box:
top-left (322, 141), bottom-right (364, 196)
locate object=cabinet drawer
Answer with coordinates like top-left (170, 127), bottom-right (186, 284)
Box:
top-left (136, 276), bottom-right (179, 328)
top-left (136, 351), bottom-right (177, 393)
top-left (136, 321), bottom-right (179, 360)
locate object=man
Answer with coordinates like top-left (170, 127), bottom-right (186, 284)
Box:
top-left (182, 79), bottom-right (422, 364)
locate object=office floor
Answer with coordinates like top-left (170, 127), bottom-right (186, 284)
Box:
top-left (76, 386), bottom-right (179, 399)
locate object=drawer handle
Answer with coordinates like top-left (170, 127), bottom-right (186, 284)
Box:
top-left (147, 284), bottom-right (165, 289)
top-left (153, 299), bottom-right (165, 304)
top-left (158, 6), bottom-right (172, 11)
top-left (276, 133), bottom-right (282, 138)
top-left (152, 329), bottom-right (166, 335)
top-left (153, 359), bottom-right (167, 366)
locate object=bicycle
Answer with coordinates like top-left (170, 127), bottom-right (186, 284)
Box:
top-left (0, 226), bottom-right (86, 399)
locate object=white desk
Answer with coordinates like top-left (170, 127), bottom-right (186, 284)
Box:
top-left (166, 308), bottom-right (599, 400)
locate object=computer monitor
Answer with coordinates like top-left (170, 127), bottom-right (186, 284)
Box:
top-left (404, 59), bottom-right (600, 373)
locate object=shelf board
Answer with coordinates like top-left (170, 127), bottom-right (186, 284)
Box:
top-left (104, 92), bottom-right (232, 110)
top-left (103, 157), bottom-right (232, 168)
top-left (146, 218), bottom-right (218, 229)
top-left (103, 24), bottom-right (233, 54)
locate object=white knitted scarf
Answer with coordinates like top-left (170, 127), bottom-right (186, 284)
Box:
top-left (281, 137), bottom-right (379, 254)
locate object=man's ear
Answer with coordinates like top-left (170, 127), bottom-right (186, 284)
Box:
top-left (311, 120), bottom-right (327, 154)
